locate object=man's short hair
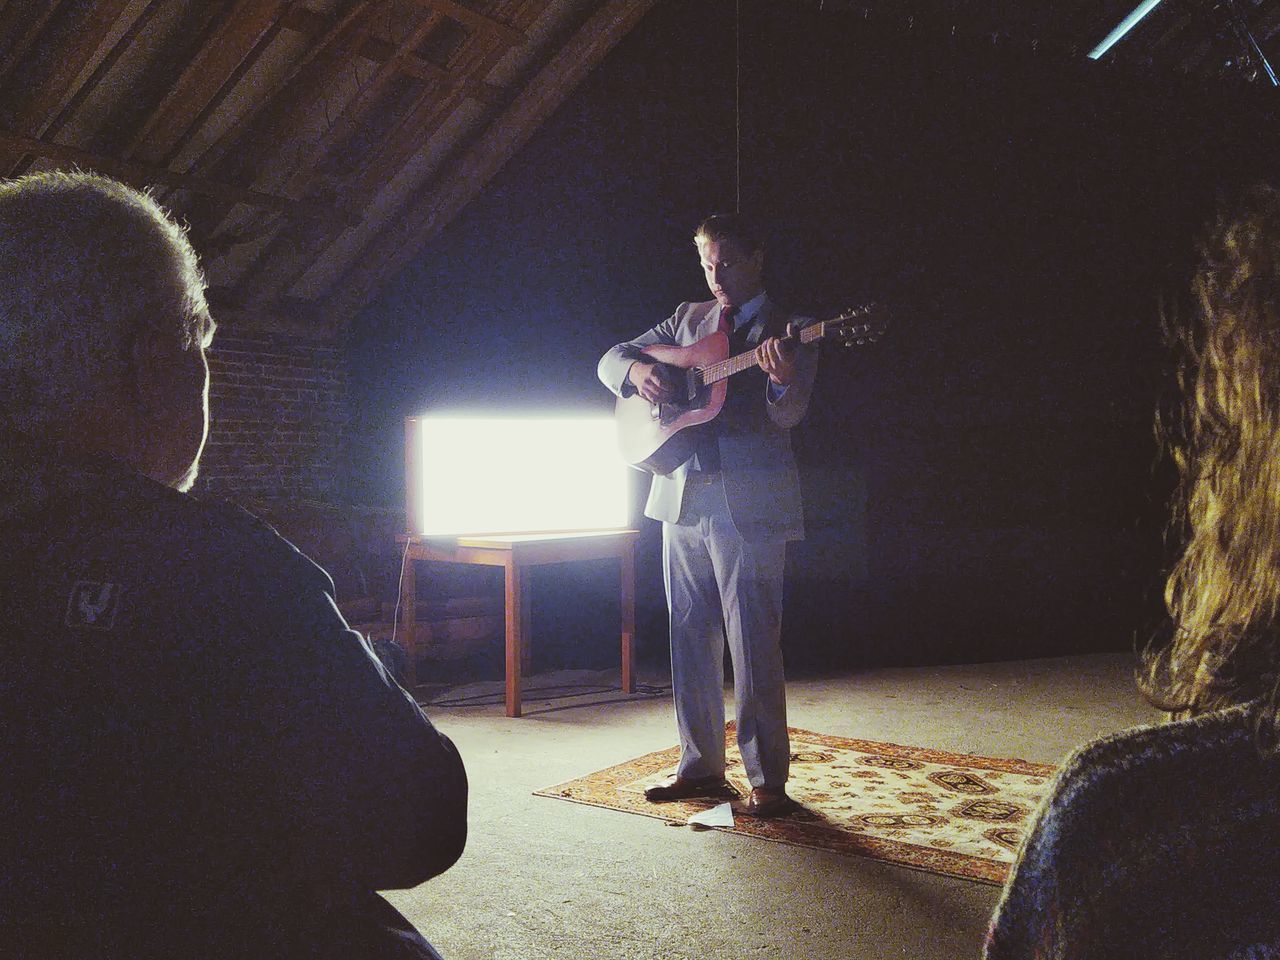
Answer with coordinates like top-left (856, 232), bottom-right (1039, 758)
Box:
top-left (0, 170), bottom-right (208, 432)
top-left (693, 212), bottom-right (765, 253)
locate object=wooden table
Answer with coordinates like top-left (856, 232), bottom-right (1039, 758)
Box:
top-left (397, 529), bottom-right (640, 717)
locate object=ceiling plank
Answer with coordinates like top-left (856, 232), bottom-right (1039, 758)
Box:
top-left (233, 0), bottom-right (543, 309)
top-left (256, 9), bottom-right (450, 203)
top-left (321, 0), bottom-right (659, 332)
top-left (0, 0), bottom-right (136, 175)
top-left (193, 0), bottom-right (375, 177)
top-left (0, 0), bottom-right (132, 136)
top-left (0, 0), bottom-right (63, 91)
top-left (177, 0), bottom-right (377, 249)
top-left (40, 1), bottom-right (166, 139)
top-left (227, 8), bottom-right (464, 305)
top-left (0, 129), bottom-right (355, 223)
top-left (345, 2), bottom-right (536, 204)
top-left (125, 0), bottom-right (294, 166)
top-left (280, 2), bottom-right (505, 102)
top-left (414, 0), bottom-right (527, 47)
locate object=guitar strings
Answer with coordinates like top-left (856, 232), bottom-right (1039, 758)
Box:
top-left (698, 322), bottom-right (831, 383)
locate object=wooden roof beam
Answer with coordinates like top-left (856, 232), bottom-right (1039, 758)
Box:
top-left (125, 0), bottom-right (294, 166)
top-left (346, 7), bottom-right (535, 201)
top-left (321, 0), bottom-right (659, 331)
top-left (226, 9), bottom-right (459, 307)
top-left (0, 0), bottom-right (139, 176)
top-left (413, 0), bottom-right (528, 48)
top-left (282, 4), bottom-right (408, 62)
top-left (192, 1), bottom-right (375, 178)
top-left (0, 0), bottom-right (132, 136)
top-left (175, 1), bottom-right (377, 250)
top-left (342, 0), bottom-right (545, 199)
top-left (231, 1), bottom-right (538, 309)
top-left (280, 3), bottom-right (505, 103)
top-left (0, 130), bottom-right (356, 225)
top-left (0, 0), bottom-right (64, 91)
top-left (273, 12), bottom-right (449, 195)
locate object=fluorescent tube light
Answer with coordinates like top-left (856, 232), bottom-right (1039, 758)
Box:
top-left (1088, 0), bottom-right (1168, 60)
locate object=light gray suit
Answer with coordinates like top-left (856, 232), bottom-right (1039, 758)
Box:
top-left (598, 295), bottom-right (817, 787)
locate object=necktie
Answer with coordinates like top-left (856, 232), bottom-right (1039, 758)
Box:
top-left (718, 304), bottom-right (737, 336)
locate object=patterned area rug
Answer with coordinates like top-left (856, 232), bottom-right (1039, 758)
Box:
top-left (535, 725), bottom-right (1058, 884)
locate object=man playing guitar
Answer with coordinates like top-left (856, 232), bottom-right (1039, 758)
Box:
top-left (597, 213), bottom-right (818, 818)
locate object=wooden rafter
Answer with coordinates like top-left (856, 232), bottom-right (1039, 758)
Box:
top-left (281, 2), bottom-right (505, 103)
top-left (0, 130), bottom-right (356, 224)
top-left (0, 0), bottom-right (132, 136)
top-left (321, 0), bottom-right (660, 330)
top-left (414, 0), bottom-right (528, 47)
top-left (235, 0), bottom-right (543, 306)
top-left (0, 0), bottom-right (138, 175)
top-left (229, 7), bottom-right (465, 304)
top-left (125, 0), bottom-right (294, 166)
top-left (35, 2), bottom-right (166, 146)
top-left (264, 9), bottom-right (448, 198)
top-left (347, 2), bottom-right (535, 201)
top-left (0, 0), bottom-right (661, 335)
top-left (172, 0), bottom-right (377, 248)
top-left (0, 0), bottom-right (63, 92)
top-left (192, 0), bottom-right (375, 178)
top-left (350, 0), bottom-right (539, 191)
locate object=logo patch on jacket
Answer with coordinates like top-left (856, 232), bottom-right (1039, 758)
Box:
top-left (66, 581), bottom-right (123, 631)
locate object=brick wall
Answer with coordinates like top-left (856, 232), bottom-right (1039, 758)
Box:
top-left (196, 330), bottom-right (348, 501)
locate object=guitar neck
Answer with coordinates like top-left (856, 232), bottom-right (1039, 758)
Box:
top-left (699, 322), bottom-right (825, 386)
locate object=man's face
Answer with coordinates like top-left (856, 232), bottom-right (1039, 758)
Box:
top-left (698, 238), bottom-right (764, 309)
top-left (147, 312), bottom-right (214, 493)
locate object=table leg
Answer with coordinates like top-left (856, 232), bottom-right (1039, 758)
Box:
top-left (520, 571), bottom-right (533, 675)
top-left (620, 542), bottom-right (636, 694)
top-left (401, 549), bottom-right (418, 689)
top-left (505, 559), bottom-right (523, 717)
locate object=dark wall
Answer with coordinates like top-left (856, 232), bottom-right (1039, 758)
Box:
top-left (348, 1), bottom-right (1280, 671)
top-left (199, 331), bottom-right (348, 501)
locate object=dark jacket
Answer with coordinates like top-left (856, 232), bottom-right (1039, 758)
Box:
top-left (0, 429), bottom-right (466, 958)
top-left (985, 702), bottom-right (1280, 960)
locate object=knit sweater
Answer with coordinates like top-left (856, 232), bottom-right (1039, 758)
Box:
top-left (985, 702), bottom-right (1280, 959)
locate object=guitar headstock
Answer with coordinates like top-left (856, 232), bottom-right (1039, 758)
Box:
top-left (823, 303), bottom-right (888, 348)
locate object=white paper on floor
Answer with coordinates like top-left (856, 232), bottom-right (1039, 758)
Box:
top-left (687, 802), bottom-right (735, 828)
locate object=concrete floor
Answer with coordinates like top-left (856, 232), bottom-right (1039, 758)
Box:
top-left (387, 654), bottom-right (1160, 960)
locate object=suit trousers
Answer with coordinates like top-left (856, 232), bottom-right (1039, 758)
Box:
top-left (662, 473), bottom-right (790, 789)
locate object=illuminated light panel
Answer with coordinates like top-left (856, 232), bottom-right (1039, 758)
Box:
top-left (409, 416), bottom-right (630, 536)
top-left (1088, 0), bottom-right (1168, 60)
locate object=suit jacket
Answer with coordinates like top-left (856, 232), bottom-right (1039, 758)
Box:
top-left (598, 295), bottom-right (817, 543)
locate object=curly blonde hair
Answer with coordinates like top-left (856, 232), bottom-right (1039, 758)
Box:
top-left (1145, 184), bottom-right (1280, 748)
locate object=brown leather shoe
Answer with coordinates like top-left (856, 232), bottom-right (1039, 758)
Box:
top-left (746, 786), bottom-right (797, 818)
top-left (643, 774), bottom-right (738, 803)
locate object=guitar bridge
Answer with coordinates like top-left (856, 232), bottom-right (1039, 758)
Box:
top-left (648, 366), bottom-right (706, 424)
top-left (683, 368), bottom-right (704, 404)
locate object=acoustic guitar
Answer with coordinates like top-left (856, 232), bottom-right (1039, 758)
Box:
top-left (615, 305), bottom-right (885, 475)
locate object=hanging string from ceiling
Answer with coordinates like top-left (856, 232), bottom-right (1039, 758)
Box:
top-left (735, 0), bottom-right (742, 213)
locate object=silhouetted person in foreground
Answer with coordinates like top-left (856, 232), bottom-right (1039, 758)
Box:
top-left (986, 185), bottom-right (1280, 959)
top-left (0, 171), bottom-right (466, 959)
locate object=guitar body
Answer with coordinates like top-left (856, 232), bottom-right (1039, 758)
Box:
top-left (611, 303), bottom-right (885, 475)
top-left (615, 331), bottom-right (730, 475)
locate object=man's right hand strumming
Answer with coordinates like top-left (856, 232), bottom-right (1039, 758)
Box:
top-left (629, 360), bottom-right (680, 404)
